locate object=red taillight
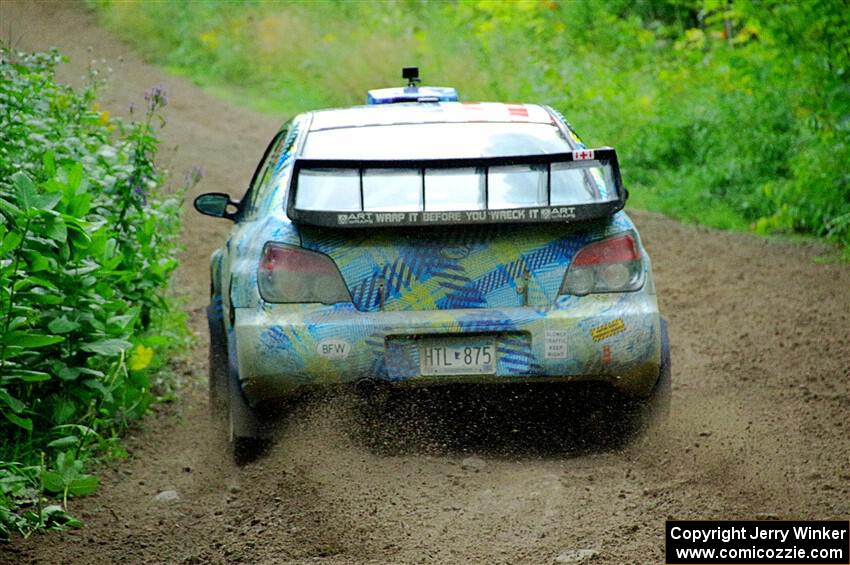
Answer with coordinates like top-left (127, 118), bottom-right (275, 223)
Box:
top-left (259, 243), bottom-right (351, 304)
top-left (261, 245), bottom-right (340, 275)
top-left (571, 234), bottom-right (639, 266)
top-left (560, 232), bottom-right (644, 295)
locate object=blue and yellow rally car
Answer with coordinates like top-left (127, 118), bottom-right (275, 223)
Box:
top-left (195, 69), bottom-right (669, 461)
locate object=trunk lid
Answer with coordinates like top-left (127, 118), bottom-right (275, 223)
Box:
top-left (298, 222), bottom-right (607, 312)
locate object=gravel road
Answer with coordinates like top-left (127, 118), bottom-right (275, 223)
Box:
top-left (2, 2), bottom-right (848, 564)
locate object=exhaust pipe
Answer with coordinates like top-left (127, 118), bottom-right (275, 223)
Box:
top-left (354, 378), bottom-right (390, 404)
top-left (355, 378), bottom-right (376, 396)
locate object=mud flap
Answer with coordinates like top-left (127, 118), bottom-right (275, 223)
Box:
top-left (635, 318), bottom-right (671, 434)
top-left (207, 300), bottom-right (228, 417)
top-left (225, 328), bottom-right (270, 464)
top-left (584, 318), bottom-right (670, 445)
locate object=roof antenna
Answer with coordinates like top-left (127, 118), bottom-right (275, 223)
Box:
top-left (402, 66), bottom-right (420, 89)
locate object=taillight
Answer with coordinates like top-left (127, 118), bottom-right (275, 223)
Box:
top-left (560, 233), bottom-right (644, 295)
top-left (258, 243), bottom-right (351, 304)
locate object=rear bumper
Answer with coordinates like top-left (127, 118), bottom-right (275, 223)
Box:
top-left (232, 289), bottom-right (662, 405)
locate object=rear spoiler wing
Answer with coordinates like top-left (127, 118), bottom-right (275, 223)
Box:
top-left (286, 148), bottom-right (626, 228)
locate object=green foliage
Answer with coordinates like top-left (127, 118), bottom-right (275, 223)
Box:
top-left (0, 48), bottom-right (189, 540)
top-left (93, 0), bottom-right (850, 250)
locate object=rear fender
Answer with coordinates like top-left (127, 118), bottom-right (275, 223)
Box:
top-left (228, 217), bottom-right (300, 309)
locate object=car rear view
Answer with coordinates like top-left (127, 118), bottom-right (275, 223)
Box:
top-left (196, 71), bottom-right (669, 461)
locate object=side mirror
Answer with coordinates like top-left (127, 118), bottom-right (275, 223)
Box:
top-left (194, 192), bottom-right (239, 221)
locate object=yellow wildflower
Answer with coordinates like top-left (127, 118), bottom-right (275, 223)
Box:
top-left (200, 30), bottom-right (219, 50)
top-left (129, 345), bottom-right (154, 371)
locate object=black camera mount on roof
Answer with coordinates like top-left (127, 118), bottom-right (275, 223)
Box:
top-left (402, 66), bottom-right (420, 88)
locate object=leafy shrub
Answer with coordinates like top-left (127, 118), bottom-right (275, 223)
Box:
top-left (0, 48), bottom-right (188, 539)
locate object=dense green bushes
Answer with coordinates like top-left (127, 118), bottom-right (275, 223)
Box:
top-left (94, 0), bottom-right (850, 251)
top-left (465, 0), bottom-right (850, 245)
top-left (0, 49), bottom-right (187, 539)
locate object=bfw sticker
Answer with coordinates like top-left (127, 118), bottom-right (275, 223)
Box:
top-left (316, 339), bottom-right (351, 360)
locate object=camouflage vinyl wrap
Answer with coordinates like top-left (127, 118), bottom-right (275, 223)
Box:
top-left (211, 110), bottom-right (662, 405)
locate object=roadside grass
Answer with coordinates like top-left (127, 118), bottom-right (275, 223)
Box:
top-left (627, 180), bottom-right (749, 233)
top-left (93, 0), bottom-right (494, 117)
top-left (0, 48), bottom-right (192, 540)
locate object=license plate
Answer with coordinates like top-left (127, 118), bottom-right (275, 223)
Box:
top-left (419, 338), bottom-right (496, 376)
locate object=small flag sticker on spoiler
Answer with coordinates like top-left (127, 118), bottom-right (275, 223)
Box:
top-left (573, 149), bottom-right (595, 160)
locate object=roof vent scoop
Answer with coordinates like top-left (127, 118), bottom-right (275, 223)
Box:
top-left (367, 67), bottom-right (459, 105)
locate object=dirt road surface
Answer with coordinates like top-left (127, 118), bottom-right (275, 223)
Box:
top-left (1, 2), bottom-right (848, 564)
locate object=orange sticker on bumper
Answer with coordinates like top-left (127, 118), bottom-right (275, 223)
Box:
top-left (591, 319), bottom-right (625, 342)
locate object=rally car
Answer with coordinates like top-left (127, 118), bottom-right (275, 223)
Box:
top-left (195, 68), bottom-right (669, 462)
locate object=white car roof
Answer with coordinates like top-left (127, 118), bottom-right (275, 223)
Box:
top-left (308, 102), bottom-right (556, 131)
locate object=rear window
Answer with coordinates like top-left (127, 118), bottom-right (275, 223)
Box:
top-left (302, 122), bottom-right (572, 159)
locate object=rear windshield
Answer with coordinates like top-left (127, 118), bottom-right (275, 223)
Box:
top-left (302, 122), bottom-right (572, 159)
